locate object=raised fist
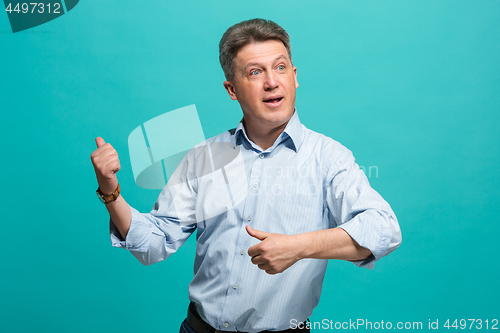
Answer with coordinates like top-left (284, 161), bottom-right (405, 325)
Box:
top-left (91, 137), bottom-right (120, 195)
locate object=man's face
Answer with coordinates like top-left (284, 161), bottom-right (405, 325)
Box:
top-left (224, 40), bottom-right (299, 130)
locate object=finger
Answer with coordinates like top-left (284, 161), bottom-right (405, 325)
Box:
top-left (246, 225), bottom-right (269, 241)
top-left (92, 143), bottom-right (114, 160)
top-left (251, 254), bottom-right (266, 265)
top-left (265, 270), bottom-right (278, 275)
top-left (95, 137), bottom-right (105, 148)
top-left (247, 244), bottom-right (262, 258)
top-left (102, 160), bottom-right (121, 176)
top-left (92, 153), bottom-right (117, 172)
top-left (92, 147), bottom-right (118, 165)
top-left (97, 148), bottom-right (119, 162)
top-left (258, 263), bottom-right (271, 271)
top-left (103, 160), bottom-right (121, 172)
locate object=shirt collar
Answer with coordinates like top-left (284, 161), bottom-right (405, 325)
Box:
top-left (234, 108), bottom-right (304, 153)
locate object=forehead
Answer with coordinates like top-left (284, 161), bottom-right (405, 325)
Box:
top-left (234, 40), bottom-right (290, 68)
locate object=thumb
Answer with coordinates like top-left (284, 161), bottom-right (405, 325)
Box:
top-left (246, 225), bottom-right (269, 241)
top-left (95, 137), bottom-right (105, 148)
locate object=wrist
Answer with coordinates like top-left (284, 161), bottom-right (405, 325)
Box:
top-left (98, 187), bottom-right (115, 196)
top-left (97, 178), bottom-right (118, 196)
top-left (295, 232), bottom-right (314, 260)
top-left (96, 183), bottom-right (121, 204)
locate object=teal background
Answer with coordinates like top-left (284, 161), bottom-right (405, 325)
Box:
top-left (1, 0), bottom-right (499, 331)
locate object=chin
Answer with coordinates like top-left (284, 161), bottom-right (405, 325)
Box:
top-left (264, 109), bottom-right (293, 125)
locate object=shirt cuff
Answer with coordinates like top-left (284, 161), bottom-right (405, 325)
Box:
top-left (109, 206), bottom-right (152, 252)
top-left (337, 210), bottom-right (393, 269)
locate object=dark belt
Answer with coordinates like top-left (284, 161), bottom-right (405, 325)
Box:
top-left (187, 302), bottom-right (310, 333)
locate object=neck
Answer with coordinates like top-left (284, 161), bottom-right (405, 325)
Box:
top-left (243, 118), bottom-right (289, 151)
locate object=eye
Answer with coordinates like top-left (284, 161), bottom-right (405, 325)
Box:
top-left (250, 69), bottom-right (260, 76)
top-left (277, 65), bottom-right (285, 71)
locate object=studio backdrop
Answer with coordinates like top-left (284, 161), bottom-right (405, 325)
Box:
top-left (1, 0), bottom-right (499, 332)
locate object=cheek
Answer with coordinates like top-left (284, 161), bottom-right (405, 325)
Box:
top-left (239, 92), bottom-right (260, 108)
top-left (242, 87), bottom-right (261, 101)
top-left (284, 80), bottom-right (297, 95)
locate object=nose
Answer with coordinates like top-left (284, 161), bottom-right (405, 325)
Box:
top-left (264, 71), bottom-right (279, 91)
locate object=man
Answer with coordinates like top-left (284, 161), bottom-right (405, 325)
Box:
top-left (91, 19), bottom-right (401, 333)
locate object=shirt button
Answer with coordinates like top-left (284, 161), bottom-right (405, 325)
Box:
top-left (247, 216), bottom-right (252, 221)
top-left (233, 284), bottom-right (238, 290)
top-left (224, 323), bottom-right (229, 328)
top-left (259, 154), bottom-right (264, 159)
top-left (240, 249), bottom-right (244, 255)
top-left (253, 182), bottom-right (258, 188)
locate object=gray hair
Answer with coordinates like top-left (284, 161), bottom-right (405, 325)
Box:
top-left (219, 18), bottom-right (292, 81)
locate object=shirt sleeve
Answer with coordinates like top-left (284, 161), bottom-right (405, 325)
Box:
top-left (325, 145), bottom-right (402, 269)
top-left (109, 152), bottom-right (198, 266)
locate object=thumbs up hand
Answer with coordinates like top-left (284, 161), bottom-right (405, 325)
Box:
top-left (246, 225), bottom-right (304, 275)
top-left (91, 137), bottom-right (120, 195)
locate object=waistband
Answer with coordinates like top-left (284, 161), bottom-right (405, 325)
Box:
top-left (187, 302), bottom-right (310, 333)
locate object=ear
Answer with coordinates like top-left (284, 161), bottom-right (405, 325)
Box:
top-left (223, 80), bottom-right (238, 101)
top-left (293, 66), bottom-right (299, 89)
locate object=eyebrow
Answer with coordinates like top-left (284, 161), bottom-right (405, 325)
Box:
top-left (243, 55), bottom-right (288, 72)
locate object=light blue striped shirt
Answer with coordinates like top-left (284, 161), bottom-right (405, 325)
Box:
top-left (110, 110), bottom-right (401, 332)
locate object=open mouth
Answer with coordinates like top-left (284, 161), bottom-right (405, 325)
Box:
top-left (263, 96), bottom-right (284, 106)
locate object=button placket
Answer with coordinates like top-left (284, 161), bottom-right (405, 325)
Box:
top-left (221, 148), bottom-right (260, 325)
